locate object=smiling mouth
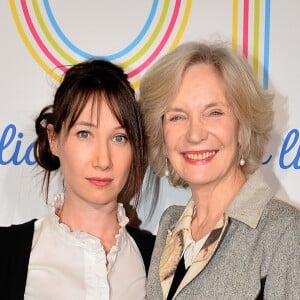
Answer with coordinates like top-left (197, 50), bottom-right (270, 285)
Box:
top-left (184, 151), bottom-right (217, 161)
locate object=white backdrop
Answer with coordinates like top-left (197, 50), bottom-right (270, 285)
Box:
top-left (0, 1), bottom-right (299, 234)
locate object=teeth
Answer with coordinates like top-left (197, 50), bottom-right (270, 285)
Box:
top-left (185, 151), bottom-right (216, 160)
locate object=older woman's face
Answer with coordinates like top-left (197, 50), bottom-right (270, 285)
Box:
top-left (163, 63), bottom-right (243, 191)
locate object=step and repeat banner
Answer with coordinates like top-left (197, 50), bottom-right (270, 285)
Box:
top-left (0, 1), bottom-right (299, 233)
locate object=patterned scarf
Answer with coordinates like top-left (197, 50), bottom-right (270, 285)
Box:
top-left (159, 200), bottom-right (228, 299)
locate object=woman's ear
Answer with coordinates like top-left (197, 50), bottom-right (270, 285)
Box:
top-left (47, 124), bottom-right (59, 156)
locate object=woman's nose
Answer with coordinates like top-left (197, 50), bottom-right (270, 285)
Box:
top-left (92, 140), bottom-right (112, 170)
top-left (185, 118), bottom-right (208, 143)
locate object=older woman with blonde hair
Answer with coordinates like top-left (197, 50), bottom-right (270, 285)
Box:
top-left (139, 41), bottom-right (300, 299)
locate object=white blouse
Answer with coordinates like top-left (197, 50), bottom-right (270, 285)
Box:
top-left (24, 198), bottom-right (146, 300)
top-left (183, 227), bottom-right (210, 269)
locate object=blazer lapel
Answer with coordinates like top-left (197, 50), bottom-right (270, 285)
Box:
top-left (174, 214), bottom-right (228, 298)
top-left (159, 200), bottom-right (195, 299)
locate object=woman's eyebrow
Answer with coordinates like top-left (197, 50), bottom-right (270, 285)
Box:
top-left (165, 107), bottom-right (186, 113)
top-left (74, 121), bottom-right (97, 127)
top-left (165, 101), bottom-right (227, 112)
top-left (74, 121), bottom-right (125, 130)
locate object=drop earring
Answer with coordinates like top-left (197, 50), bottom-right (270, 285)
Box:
top-left (239, 154), bottom-right (246, 166)
top-left (164, 158), bottom-right (170, 177)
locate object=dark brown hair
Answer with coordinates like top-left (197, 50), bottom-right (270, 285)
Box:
top-left (34, 59), bottom-right (147, 213)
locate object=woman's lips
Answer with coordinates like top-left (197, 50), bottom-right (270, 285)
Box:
top-left (182, 150), bottom-right (217, 164)
top-left (87, 177), bottom-right (113, 187)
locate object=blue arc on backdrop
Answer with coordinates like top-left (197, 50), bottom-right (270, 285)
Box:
top-left (44, 0), bottom-right (158, 60)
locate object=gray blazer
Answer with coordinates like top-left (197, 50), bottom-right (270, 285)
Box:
top-left (147, 170), bottom-right (300, 299)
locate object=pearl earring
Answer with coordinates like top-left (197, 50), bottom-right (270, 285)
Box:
top-left (239, 154), bottom-right (246, 166)
top-left (164, 158), bottom-right (170, 177)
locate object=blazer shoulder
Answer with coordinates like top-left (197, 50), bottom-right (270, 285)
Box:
top-left (0, 219), bottom-right (36, 299)
top-left (159, 205), bottom-right (185, 227)
top-left (264, 199), bottom-right (300, 224)
top-left (0, 218), bottom-right (36, 237)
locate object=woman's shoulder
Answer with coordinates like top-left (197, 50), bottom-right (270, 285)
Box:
top-left (0, 219), bottom-right (36, 297)
top-left (265, 198), bottom-right (300, 221)
top-left (152, 205), bottom-right (186, 239)
top-left (261, 199), bottom-right (300, 234)
top-left (126, 225), bottom-right (155, 255)
top-left (0, 219), bottom-right (36, 233)
top-left (126, 225), bottom-right (155, 274)
top-left (0, 219), bottom-right (36, 251)
top-left (160, 205), bottom-right (185, 224)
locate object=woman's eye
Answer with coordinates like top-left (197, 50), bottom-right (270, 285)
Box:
top-left (77, 130), bottom-right (90, 139)
top-left (169, 115), bottom-right (185, 122)
top-left (209, 110), bottom-right (223, 117)
top-left (113, 134), bottom-right (128, 143)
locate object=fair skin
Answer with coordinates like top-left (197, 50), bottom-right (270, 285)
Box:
top-left (163, 63), bottom-right (246, 240)
top-left (47, 97), bottom-right (132, 253)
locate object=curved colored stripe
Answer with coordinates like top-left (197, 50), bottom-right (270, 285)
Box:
top-left (44, 0), bottom-right (158, 60)
top-left (9, 0), bottom-right (62, 82)
top-left (121, 0), bottom-right (171, 68)
top-left (167, 0), bottom-right (192, 52)
top-left (33, 0), bottom-right (78, 64)
top-left (232, 0), bottom-right (238, 51)
top-left (263, 0), bottom-right (271, 89)
top-left (131, 0), bottom-right (191, 86)
top-left (21, 0), bottom-right (67, 72)
top-left (11, 0), bottom-right (189, 86)
top-left (243, 0), bottom-right (249, 58)
top-left (128, 0), bottom-right (181, 78)
top-left (253, 0), bottom-right (260, 77)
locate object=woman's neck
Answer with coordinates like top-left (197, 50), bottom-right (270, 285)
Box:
top-left (190, 170), bottom-right (246, 240)
top-left (57, 199), bottom-right (120, 253)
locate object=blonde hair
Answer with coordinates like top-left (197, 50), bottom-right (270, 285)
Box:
top-left (139, 41), bottom-right (274, 187)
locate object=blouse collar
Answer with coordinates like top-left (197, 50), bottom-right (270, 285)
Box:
top-left (47, 192), bottom-right (129, 269)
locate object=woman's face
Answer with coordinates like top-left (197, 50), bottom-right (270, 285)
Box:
top-left (48, 97), bottom-right (132, 208)
top-left (163, 63), bottom-right (243, 191)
